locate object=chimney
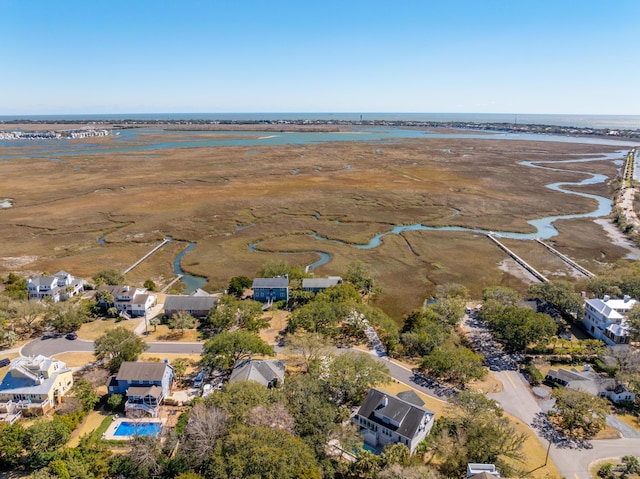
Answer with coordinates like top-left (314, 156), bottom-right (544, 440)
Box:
top-left (381, 395), bottom-right (388, 407)
top-left (624, 295), bottom-right (631, 302)
top-left (603, 295), bottom-right (610, 302)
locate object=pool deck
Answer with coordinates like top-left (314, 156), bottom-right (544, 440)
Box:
top-left (103, 417), bottom-right (166, 440)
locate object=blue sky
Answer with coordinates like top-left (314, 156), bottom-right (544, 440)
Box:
top-left (1, 0), bottom-right (638, 115)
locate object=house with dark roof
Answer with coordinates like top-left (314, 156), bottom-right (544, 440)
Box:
top-left (108, 361), bottom-right (174, 417)
top-left (27, 270), bottom-right (84, 303)
top-left (545, 367), bottom-right (635, 403)
top-left (163, 295), bottom-right (218, 318)
top-left (98, 285), bottom-right (157, 317)
top-left (302, 276), bottom-right (343, 294)
top-left (0, 355), bottom-right (73, 418)
top-left (229, 359), bottom-right (285, 388)
top-left (352, 388), bottom-right (435, 454)
top-left (252, 277), bottom-right (289, 303)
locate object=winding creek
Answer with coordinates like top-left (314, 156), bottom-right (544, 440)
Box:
top-left (22, 128), bottom-right (636, 287)
top-left (249, 150), bottom-right (636, 270)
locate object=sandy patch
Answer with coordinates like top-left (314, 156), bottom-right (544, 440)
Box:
top-left (2, 255), bottom-right (38, 268)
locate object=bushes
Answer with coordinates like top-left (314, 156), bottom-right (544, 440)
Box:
top-left (522, 361), bottom-right (544, 385)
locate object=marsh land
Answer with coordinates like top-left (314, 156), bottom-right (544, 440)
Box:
top-left (0, 127), bottom-right (636, 319)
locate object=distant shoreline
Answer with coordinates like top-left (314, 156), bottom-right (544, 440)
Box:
top-left (1, 118), bottom-right (639, 140)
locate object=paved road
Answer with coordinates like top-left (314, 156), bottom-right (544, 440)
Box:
top-left (463, 313), bottom-right (640, 479)
top-left (18, 319), bottom-right (640, 478)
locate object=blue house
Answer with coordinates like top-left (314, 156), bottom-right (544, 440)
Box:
top-left (252, 277), bottom-right (289, 303)
top-left (108, 361), bottom-right (174, 417)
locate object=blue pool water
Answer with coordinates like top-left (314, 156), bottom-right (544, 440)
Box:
top-left (113, 421), bottom-right (162, 437)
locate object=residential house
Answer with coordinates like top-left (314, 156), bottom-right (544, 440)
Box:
top-left (302, 276), bottom-right (343, 294)
top-left (582, 295), bottom-right (637, 345)
top-left (27, 270), bottom-right (84, 302)
top-left (98, 285), bottom-right (157, 317)
top-left (108, 361), bottom-right (174, 417)
top-left (467, 464), bottom-right (501, 478)
top-left (229, 359), bottom-right (285, 388)
top-left (163, 295), bottom-right (218, 318)
top-left (545, 367), bottom-right (635, 403)
top-left (252, 277), bottom-right (289, 303)
top-left (0, 355), bottom-right (73, 418)
top-left (352, 388), bottom-right (435, 454)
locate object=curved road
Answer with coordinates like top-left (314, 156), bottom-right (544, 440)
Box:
top-left (18, 333), bottom-right (640, 479)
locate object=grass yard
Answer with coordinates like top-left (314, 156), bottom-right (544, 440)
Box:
top-left (142, 324), bottom-right (202, 342)
top-left (77, 317), bottom-right (139, 341)
top-left (67, 409), bottom-right (113, 448)
top-left (53, 351), bottom-right (96, 368)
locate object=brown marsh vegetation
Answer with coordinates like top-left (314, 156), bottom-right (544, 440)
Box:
top-left (0, 130), bottom-right (631, 319)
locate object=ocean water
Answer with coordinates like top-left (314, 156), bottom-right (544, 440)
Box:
top-left (1, 113), bottom-right (640, 130)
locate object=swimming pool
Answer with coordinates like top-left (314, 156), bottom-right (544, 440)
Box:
top-left (113, 421), bottom-right (162, 437)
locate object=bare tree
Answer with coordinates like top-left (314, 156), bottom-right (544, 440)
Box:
top-left (129, 435), bottom-right (162, 477)
top-left (248, 403), bottom-right (295, 432)
top-left (284, 331), bottom-right (332, 371)
top-left (182, 403), bottom-right (229, 463)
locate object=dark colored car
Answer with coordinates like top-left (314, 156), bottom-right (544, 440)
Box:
top-left (66, 332), bottom-right (78, 340)
top-left (0, 358), bottom-right (10, 368)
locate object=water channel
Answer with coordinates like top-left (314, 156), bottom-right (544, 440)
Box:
top-left (14, 128), bottom-right (637, 286)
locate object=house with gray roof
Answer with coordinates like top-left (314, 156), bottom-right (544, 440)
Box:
top-left (545, 367), bottom-right (635, 403)
top-left (27, 270), bottom-right (84, 303)
top-left (302, 276), bottom-right (343, 294)
top-left (229, 359), bottom-right (286, 388)
top-left (252, 277), bottom-right (289, 303)
top-left (164, 295), bottom-right (218, 318)
top-left (352, 388), bottom-right (435, 454)
top-left (108, 361), bottom-right (174, 417)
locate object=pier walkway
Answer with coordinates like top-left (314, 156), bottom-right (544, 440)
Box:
top-left (487, 234), bottom-right (548, 283)
top-left (534, 239), bottom-right (594, 278)
top-left (123, 238), bottom-right (171, 275)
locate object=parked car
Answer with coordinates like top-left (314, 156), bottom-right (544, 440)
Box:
top-left (65, 332), bottom-right (78, 340)
top-left (0, 358), bottom-right (10, 368)
top-left (193, 372), bottom-right (204, 388)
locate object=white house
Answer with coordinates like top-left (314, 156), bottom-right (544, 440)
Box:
top-left (27, 270), bottom-right (84, 302)
top-left (582, 295), bottom-right (637, 345)
top-left (98, 285), bottom-right (157, 317)
top-left (352, 388), bottom-right (435, 454)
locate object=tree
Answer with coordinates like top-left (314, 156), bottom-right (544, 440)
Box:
top-left (247, 403), bottom-right (295, 432)
top-left (72, 379), bottom-right (101, 412)
top-left (168, 311), bottom-right (196, 335)
top-left (528, 280), bottom-right (582, 317)
top-left (16, 301), bottom-right (45, 336)
top-left (344, 261), bottom-right (378, 299)
top-left (324, 353), bottom-right (389, 406)
top-left (430, 392), bottom-right (526, 478)
top-left (107, 394), bottom-right (124, 411)
top-left (94, 326), bottom-right (149, 373)
top-left (128, 435), bottom-right (162, 478)
top-left (287, 299), bottom-right (347, 336)
top-left (149, 317), bottom-right (160, 332)
top-left (483, 286), bottom-right (521, 307)
top-left (257, 260), bottom-right (309, 281)
top-left (143, 279), bottom-right (157, 291)
top-left (92, 269), bottom-right (125, 286)
top-left (228, 276), bottom-right (252, 298)
top-left (481, 304), bottom-right (557, 352)
top-left (24, 418), bottom-right (71, 469)
top-left (172, 358), bottom-right (188, 382)
top-left (0, 421), bottom-right (26, 468)
top-left (202, 330), bottom-right (274, 374)
top-left (181, 402), bottom-right (229, 465)
top-left (550, 388), bottom-right (608, 438)
top-left (205, 295), bottom-right (265, 332)
top-left (49, 302), bottom-right (88, 333)
top-left (380, 443), bottom-right (411, 468)
top-left (3, 273), bottom-right (27, 300)
top-left (626, 303), bottom-right (640, 342)
top-left (205, 425), bottom-right (321, 479)
top-left (622, 455), bottom-right (640, 477)
top-left (284, 331), bottom-right (332, 371)
top-left (420, 342), bottom-right (486, 386)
